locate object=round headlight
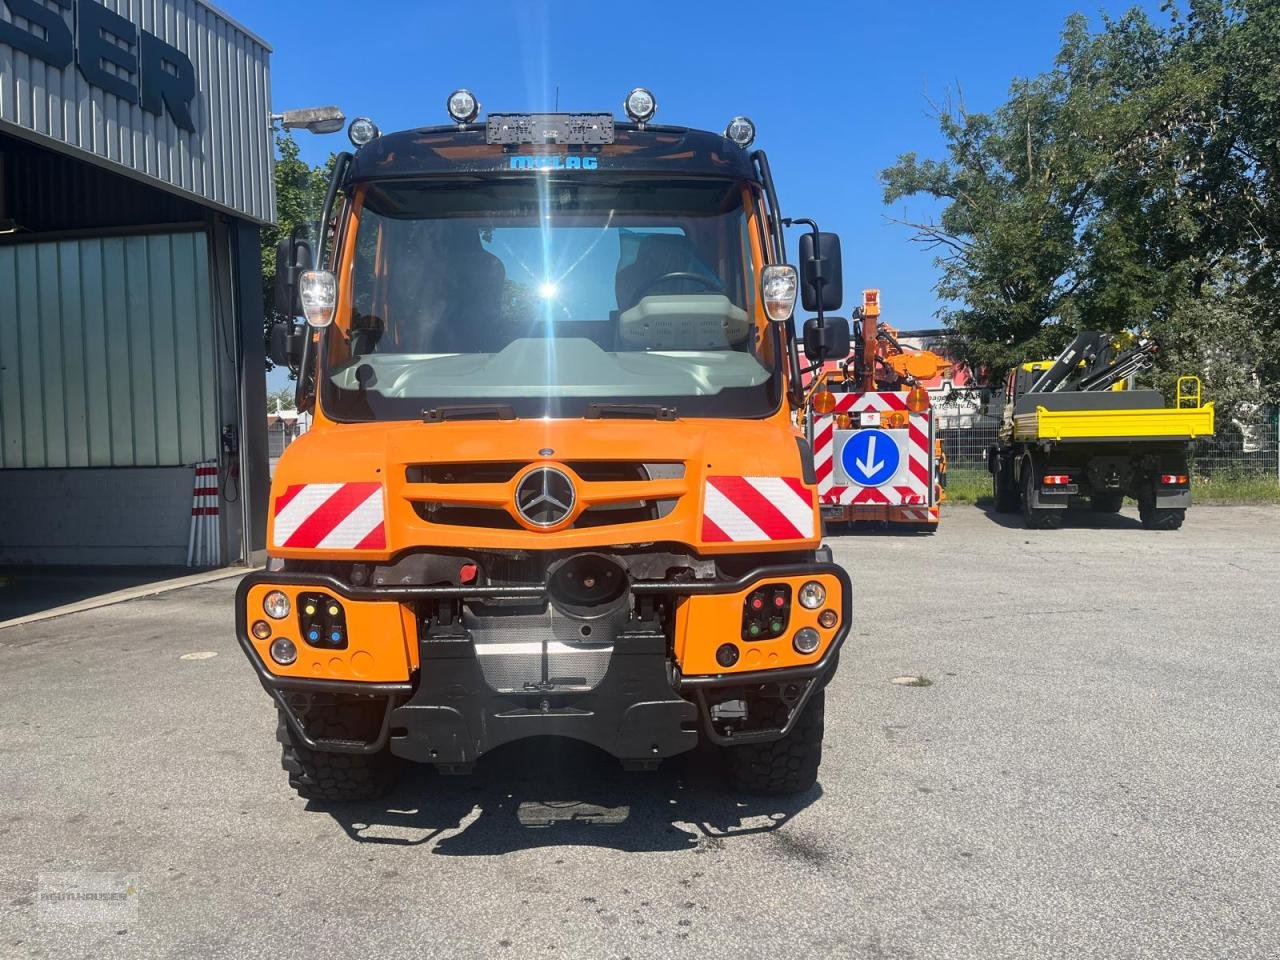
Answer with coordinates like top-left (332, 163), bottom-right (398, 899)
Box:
top-left (725, 116), bottom-right (756, 148)
top-left (269, 637), bottom-right (298, 666)
top-left (251, 620), bottom-right (272, 640)
top-left (347, 116), bottom-right (380, 147)
top-left (447, 88), bottom-right (481, 124)
top-left (263, 590), bottom-right (291, 620)
top-left (761, 265), bottom-right (798, 322)
top-left (623, 87), bottom-right (657, 124)
top-left (798, 581), bottom-right (827, 610)
top-left (793, 628), bottom-right (821, 655)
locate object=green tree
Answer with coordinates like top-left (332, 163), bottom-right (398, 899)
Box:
top-left (262, 133), bottom-right (333, 373)
top-left (881, 0), bottom-right (1280, 420)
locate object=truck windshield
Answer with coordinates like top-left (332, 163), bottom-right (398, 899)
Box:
top-left (321, 177), bottom-right (780, 421)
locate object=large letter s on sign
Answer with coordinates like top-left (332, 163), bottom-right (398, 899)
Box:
top-left (0, 0), bottom-right (73, 68)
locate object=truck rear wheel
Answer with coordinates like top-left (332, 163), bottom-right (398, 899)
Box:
top-left (724, 689), bottom-right (824, 795)
top-left (276, 700), bottom-right (403, 803)
top-left (1138, 489), bottom-right (1185, 530)
top-left (1090, 493), bottom-right (1124, 513)
top-left (1022, 466), bottom-right (1062, 530)
top-left (991, 458), bottom-right (1019, 513)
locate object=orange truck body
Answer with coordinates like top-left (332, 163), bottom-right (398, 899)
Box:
top-left (236, 109), bottom-right (850, 787)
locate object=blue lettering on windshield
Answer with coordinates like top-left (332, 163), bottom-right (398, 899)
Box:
top-left (508, 155), bottom-right (599, 171)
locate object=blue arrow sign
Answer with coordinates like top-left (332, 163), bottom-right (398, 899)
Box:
top-left (840, 429), bottom-right (901, 487)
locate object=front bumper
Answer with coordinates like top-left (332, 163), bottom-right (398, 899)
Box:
top-left (235, 560), bottom-right (851, 765)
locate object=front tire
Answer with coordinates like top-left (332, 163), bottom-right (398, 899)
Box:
top-left (276, 699), bottom-right (403, 803)
top-left (724, 689), bottom-right (825, 795)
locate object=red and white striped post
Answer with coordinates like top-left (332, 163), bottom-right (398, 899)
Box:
top-left (187, 461), bottom-right (220, 567)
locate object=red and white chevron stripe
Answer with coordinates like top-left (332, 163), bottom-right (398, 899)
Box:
top-left (702, 476), bottom-right (816, 543)
top-left (272, 482), bottom-right (386, 550)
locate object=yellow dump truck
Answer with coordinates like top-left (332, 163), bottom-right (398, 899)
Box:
top-left (988, 333), bottom-right (1214, 530)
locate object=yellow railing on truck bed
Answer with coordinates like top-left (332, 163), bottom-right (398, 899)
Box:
top-left (1013, 402), bottom-right (1215, 442)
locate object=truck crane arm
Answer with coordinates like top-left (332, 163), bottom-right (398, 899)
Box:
top-left (1077, 335), bottom-right (1159, 391)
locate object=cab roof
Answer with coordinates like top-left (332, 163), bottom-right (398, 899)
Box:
top-left (345, 122), bottom-right (759, 183)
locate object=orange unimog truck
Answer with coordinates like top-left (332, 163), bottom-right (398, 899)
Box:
top-left (240, 89), bottom-right (853, 801)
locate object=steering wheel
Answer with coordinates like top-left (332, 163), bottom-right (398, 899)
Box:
top-left (634, 271), bottom-right (727, 299)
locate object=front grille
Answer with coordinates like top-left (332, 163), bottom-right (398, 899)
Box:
top-left (406, 461), bottom-right (684, 484)
top-left (407, 462), bottom-right (525, 484)
top-left (407, 460), bottom-right (685, 530)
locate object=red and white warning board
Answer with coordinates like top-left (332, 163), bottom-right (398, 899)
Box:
top-left (702, 476), bottom-right (817, 543)
top-left (812, 391), bottom-right (935, 510)
top-left (272, 482), bottom-right (386, 550)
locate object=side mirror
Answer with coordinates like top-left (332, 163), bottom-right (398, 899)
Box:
top-left (798, 231), bottom-right (843, 313)
top-left (273, 233), bottom-right (314, 317)
top-left (268, 320), bottom-right (306, 370)
top-left (803, 316), bottom-right (851, 362)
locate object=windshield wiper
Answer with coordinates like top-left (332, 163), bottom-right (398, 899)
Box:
top-left (423, 404), bottom-right (517, 423)
top-left (585, 403), bottom-right (678, 421)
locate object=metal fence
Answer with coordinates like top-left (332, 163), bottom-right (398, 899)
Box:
top-left (933, 391), bottom-right (1280, 484)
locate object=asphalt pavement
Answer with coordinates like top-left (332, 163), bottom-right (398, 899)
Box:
top-left (1, 504), bottom-right (1277, 959)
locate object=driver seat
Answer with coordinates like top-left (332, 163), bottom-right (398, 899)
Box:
top-left (614, 234), bottom-right (713, 313)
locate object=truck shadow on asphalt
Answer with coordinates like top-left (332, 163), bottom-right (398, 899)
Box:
top-left (311, 738), bottom-right (822, 856)
top-left (977, 505), bottom-right (1146, 530)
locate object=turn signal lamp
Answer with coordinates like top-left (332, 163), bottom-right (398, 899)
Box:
top-left (812, 385), bottom-right (837, 415)
top-left (761, 265), bottom-right (798, 322)
top-left (905, 385), bottom-right (931, 413)
top-left (1160, 474), bottom-right (1188, 485)
top-left (299, 270), bottom-right (337, 328)
top-left (835, 413), bottom-right (854, 430)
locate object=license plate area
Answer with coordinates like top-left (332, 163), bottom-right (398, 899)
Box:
top-left (487, 113), bottom-right (615, 145)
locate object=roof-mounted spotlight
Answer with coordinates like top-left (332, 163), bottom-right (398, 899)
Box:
top-left (347, 117), bottom-right (380, 147)
top-left (447, 88), bottom-right (481, 125)
top-left (725, 116), bottom-right (756, 148)
top-left (624, 87), bottom-right (657, 125)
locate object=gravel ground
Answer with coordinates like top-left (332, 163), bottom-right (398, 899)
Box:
top-left (1, 504), bottom-right (1277, 959)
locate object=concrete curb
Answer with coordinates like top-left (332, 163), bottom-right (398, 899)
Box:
top-left (0, 566), bottom-right (255, 630)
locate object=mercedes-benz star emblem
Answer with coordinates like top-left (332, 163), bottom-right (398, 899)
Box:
top-left (515, 467), bottom-right (576, 528)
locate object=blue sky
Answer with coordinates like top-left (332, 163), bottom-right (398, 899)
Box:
top-left (232, 0), bottom-right (1170, 391)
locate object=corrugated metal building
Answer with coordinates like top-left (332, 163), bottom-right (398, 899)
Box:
top-left (0, 0), bottom-right (273, 565)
